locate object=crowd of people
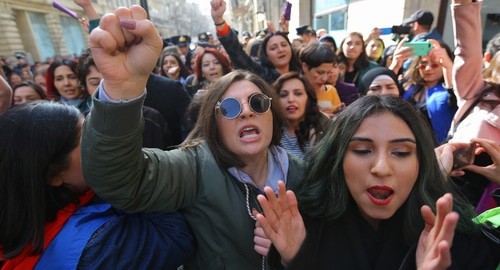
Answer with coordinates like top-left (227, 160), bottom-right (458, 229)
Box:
top-left (0, 0), bottom-right (499, 269)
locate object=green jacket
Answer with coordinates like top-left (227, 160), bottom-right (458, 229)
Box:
top-left (82, 95), bottom-right (305, 269)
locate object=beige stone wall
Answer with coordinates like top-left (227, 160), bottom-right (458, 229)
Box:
top-left (0, 0), bottom-right (91, 62)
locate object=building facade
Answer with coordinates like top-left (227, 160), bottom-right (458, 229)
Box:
top-left (0, 0), bottom-right (498, 64)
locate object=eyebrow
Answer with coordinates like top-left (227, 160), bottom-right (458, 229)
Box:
top-left (350, 137), bottom-right (417, 144)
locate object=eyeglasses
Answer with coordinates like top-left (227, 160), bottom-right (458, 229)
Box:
top-left (418, 62), bottom-right (440, 70)
top-left (215, 93), bottom-right (272, 119)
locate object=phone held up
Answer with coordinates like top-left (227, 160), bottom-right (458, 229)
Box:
top-left (452, 143), bottom-right (477, 170)
top-left (405, 41), bottom-right (432, 56)
top-left (282, 1), bottom-right (292, 21)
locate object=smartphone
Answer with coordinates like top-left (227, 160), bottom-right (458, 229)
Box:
top-left (405, 41), bottom-right (432, 56)
top-left (452, 143), bottom-right (476, 170)
top-left (282, 1), bottom-right (292, 21)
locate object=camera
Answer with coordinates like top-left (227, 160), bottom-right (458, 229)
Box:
top-left (391, 25), bottom-right (411, 35)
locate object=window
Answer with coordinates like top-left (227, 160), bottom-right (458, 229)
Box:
top-left (28, 12), bottom-right (56, 61)
top-left (60, 16), bottom-right (86, 56)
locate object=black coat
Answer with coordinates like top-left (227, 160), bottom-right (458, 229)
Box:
top-left (145, 73), bottom-right (191, 146)
top-left (269, 205), bottom-right (500, 269)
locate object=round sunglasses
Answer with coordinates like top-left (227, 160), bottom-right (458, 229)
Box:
top-left (215, 93), bottom-right (272, 119)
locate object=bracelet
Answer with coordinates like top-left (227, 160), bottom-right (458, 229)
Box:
top-left (214, 20), bottom-right (226, 27)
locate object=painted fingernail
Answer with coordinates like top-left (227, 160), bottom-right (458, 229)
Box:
top-left (120, 20), bottom-right (136, 30)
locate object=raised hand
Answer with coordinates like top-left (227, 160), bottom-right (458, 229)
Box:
top-left (255, 181), bottom-right (306, 265)
top-left (89, 5), bottom-right (162, 100)
top-left (389, 38), bottom-right (413, 74)
top-left (278, 15), bottom-right (289, 33)
top-left (210, 0), bottom-right (226, 24)
top-left (464, 138), bottom-right (500, 184)
top-left (416, 193), bottom-right (459, 270)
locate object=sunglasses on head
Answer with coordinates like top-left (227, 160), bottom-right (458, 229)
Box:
top-left (215, 93), bottom-right (272, 119)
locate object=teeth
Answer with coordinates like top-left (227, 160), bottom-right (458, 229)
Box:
top-left (242, 133), bottom-right (258, 139)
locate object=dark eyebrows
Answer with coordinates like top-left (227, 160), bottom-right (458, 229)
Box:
top-left (350, 137), bottom-right (416, 144)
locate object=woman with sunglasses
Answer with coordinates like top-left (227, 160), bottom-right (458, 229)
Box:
top-left (81, 6), bottom-right (305, 269)
top-left (210, 0), bottom-right (301, 84)
top-left (402, 40), bottom-right (456, 145)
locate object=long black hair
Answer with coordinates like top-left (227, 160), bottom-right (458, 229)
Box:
top-left (0, 101), bottom-right (82, 258)
top-left (298, 95), bottom-right (476, 244)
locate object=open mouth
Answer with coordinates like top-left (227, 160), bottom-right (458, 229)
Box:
top-left (367, 186), bottom-right (394, 205)
top-left (240, 127), bottom-right (259, 139)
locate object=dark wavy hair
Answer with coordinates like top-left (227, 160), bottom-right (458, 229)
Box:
top-left (77, 48), bottom-right (96, 93)
top-left (182, 70), bottom-right (284, 168)
top-left (46, 59), bottom-right (87, 100)
top-left (12, 80), bottom-right (47, 104)
top-left (299, 42), bottom-right (337, 69)
top-left (0, 101), bottom-right (82, 258)
top-left (272, 72), bottom-right (323, 151)
top-left (297, 95), bottom-right (476, 244)
top-left (258, 32), bottom-right (302, 73)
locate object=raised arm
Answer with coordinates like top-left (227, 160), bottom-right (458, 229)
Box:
top-left (82, 6), bottom-right (198, 213)
top-left (451, 0), bottom-right (484, 101)
top-left (210, 0), bottom-right (266, 76)
top-left (88, 5), bottom-right (162, 99)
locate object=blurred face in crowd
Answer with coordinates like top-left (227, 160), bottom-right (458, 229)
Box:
top-left (20, 69), bottom-right (32, 81)
top-left (343, 112), bottom-right (418, 229)
top-left (9, 73), bottom-right (22, 87)
top-left (162, 55), bottom-right (181, 80)
top-left (277, 78), bottom-right (307, 126)
top-left (417, 56), bottom-right (443, 86)
top-left (85, 65), bottom-right (102, 96)
top-left (366, 39), bottom-right (384, 61)
top-left (12, 85), bottom-right (44, 106)
top-left (366, 75), bottom-right (400, 96)
top-left (34, 73), bottom-right (47, 93)
top-left (54, 65), bottom-right (82, 100)
top-left (265, 35), bottom-right (292, 70)
top-left (327, 62), bottom-right (340, 85)
top-left (342, 34), bottom-right (364, 61)
top-left (201, 53), bottom-right (223, 83)
top-left (178, 45), bottom-right (188, 56)
top-left (302, 63), bottom-right (334, 90)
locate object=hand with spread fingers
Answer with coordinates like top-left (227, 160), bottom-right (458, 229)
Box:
top-left (416, 193), bottom-right (459, 270)
top-left (89, 5), bottom-right (162, 100)
top-left (255, 181), bottom-right (306, 265)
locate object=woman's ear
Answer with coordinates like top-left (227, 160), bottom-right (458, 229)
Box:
top-left (50, 174), bottom-right (64, 187)
top-left (301, 62), bottom-right (309, 72)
